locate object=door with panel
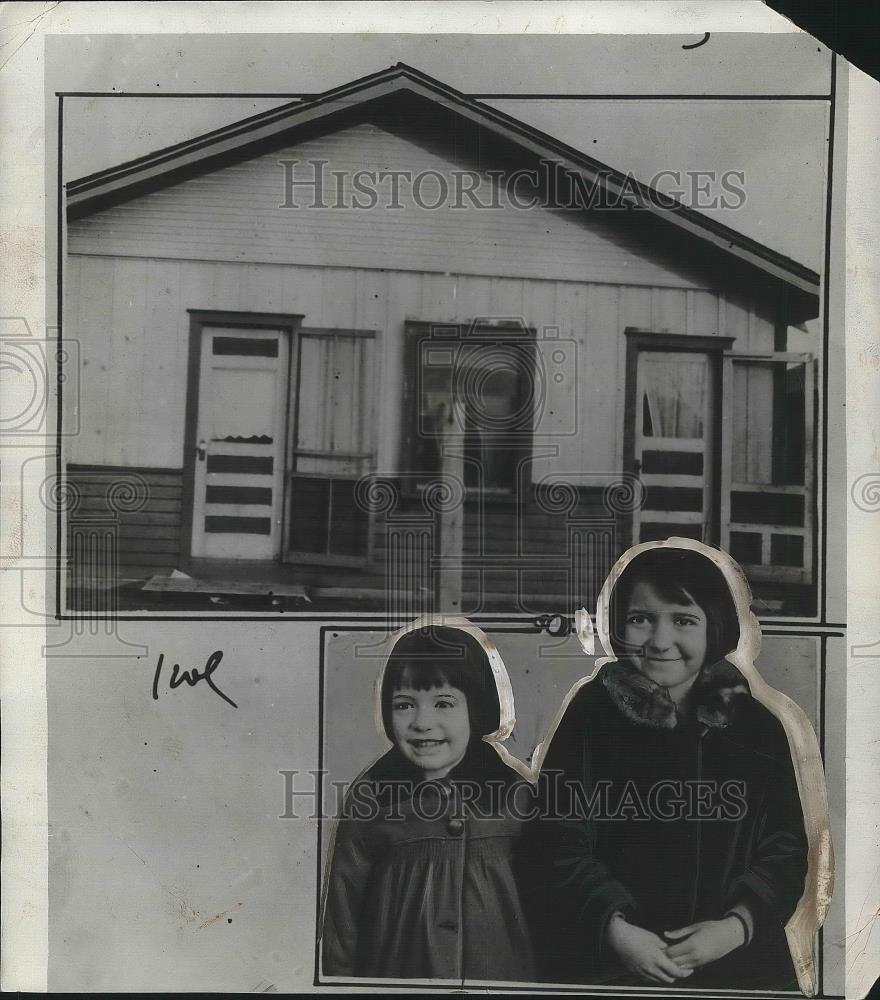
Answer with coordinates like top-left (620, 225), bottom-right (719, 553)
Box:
top-left (190, 327), bottom-right (289, 559)
top-left (632, 349), bottom-right (717, 545)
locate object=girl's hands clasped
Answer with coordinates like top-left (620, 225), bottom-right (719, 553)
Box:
top-left (664, 916), bottom-right (747, 969)
top-left (606, 914), bottom-right (693, 984)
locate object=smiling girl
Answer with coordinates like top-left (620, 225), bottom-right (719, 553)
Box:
top-left (526, 544), bottom-right (809, 989)
top-left (320, 624), bottom-right (535, 982)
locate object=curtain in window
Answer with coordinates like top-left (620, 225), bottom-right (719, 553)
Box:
top-left (461, 346), bottom-right (527, 492)
top-left (406, 330), bottom-right (531, 492)
top-left (642, 355), bottom-right (707, 439)
top-left (295, 333), bottom-right (375, 476)
top-left (287, 331), bottom-right (375, 561)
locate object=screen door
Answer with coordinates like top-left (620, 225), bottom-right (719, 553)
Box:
top-left (632, 350), bottom-right (714, 544)
top-left (190, 327), bottom-right (289, 559)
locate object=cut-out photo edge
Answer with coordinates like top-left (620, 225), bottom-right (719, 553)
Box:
top-left (315, 538), bottom-right (833, 994)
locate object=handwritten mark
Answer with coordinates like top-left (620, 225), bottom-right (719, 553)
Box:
top-left (152, 650), bottom-right (238, 708)
top-left (682, 32), bottom-right (710, 50)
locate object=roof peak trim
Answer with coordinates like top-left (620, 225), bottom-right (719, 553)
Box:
top-left (65, 62), bottom-right (819, 299)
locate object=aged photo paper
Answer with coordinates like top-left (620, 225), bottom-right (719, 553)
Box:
top-left (1, 2), bottom-right (878, 996)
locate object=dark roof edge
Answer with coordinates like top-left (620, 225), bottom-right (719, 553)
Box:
top-left (65, 62), bottom-right (820, 296)
top-left (66, 62), bottom-right (411, 194)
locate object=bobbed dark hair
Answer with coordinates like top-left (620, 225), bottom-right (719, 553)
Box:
top-left (380, 625), bottom-right (501, 740)
top-left (609, 546), bottom-right (740, 666)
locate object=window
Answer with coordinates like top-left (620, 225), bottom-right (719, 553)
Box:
top-left (402, 322), bottom-right (535, 494)
top-left (285, 328), bottom-right (377, 564)
top-left (641, 354), bottom-right (708, 440)
top-left (721, 353), bottom-right (815, 585)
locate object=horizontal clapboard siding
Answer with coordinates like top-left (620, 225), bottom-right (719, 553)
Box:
top-left (66, 465), bottom-right (183, 585)
top-left (64, 116), bottom-right (791, 519)
top-left (69, 123), bottom-right (714, 289)
top-left (65, 253), bottom-right (778, 476)
top-left (64, 462), bottom-right (617, 609)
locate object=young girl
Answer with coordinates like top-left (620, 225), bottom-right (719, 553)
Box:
top-left (320, 624), bottom-right (536, 982)
top-left (526, 543), bottom-right (809, 989)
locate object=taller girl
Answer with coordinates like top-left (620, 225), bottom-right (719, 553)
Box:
top-left (526, 542), bottom-right (812, 989)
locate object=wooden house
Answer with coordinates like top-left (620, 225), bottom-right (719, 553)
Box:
top-left (64, 64), bottom-right (821, 614)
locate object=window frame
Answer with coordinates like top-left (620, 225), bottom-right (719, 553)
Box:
top-left (401, 320), bottom-right (537, 499)
top-left (283, 325), bottom-right (378, 568)
top-left (720, 350), bottom-right (816, 586)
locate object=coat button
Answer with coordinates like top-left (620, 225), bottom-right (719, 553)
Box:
top-left (446, 817), bottom-right (464, 836)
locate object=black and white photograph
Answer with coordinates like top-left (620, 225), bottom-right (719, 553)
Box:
top-left (60, 27), bottom-right (825, 618)
top-left (316, 541), bottom-right (831, 991)
top-left (3, 3), bottom-right (878, 998)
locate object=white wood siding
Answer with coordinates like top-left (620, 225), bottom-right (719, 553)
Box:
top-left (71, 123), bottom-right (720, 289)
top-left (66, 119), bottom-right (799, 478)
top-left (65, 255), bottom-right (783, 476)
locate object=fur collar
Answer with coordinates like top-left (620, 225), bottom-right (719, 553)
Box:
top-left (601, 658), bottom-right (751, 730)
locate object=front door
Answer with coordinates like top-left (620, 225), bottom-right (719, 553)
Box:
top-left (632, 349), bottom-right (715, 544)
top-left (190, 326), bottom-right (289, 559)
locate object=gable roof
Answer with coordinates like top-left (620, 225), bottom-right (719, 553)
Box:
top-left (66, 62), bottom-right (820, 314)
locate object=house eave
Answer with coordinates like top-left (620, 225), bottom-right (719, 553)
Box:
top-left (64, 62), bottom-right (820, 313)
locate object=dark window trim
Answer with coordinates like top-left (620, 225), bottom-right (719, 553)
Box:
top-left (401, 319), bottom-right (538, 497)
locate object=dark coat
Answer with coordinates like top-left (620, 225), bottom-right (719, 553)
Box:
top-left (522, 659), bottom-right (808, 989)
top-left (321, 738), bottom-right (536, 982)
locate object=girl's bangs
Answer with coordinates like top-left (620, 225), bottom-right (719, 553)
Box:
top-left (392, 660), bottom-right (459, 693)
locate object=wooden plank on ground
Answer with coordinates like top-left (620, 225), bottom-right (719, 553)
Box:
top-left (142, 575), bottom-right (309, 598)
